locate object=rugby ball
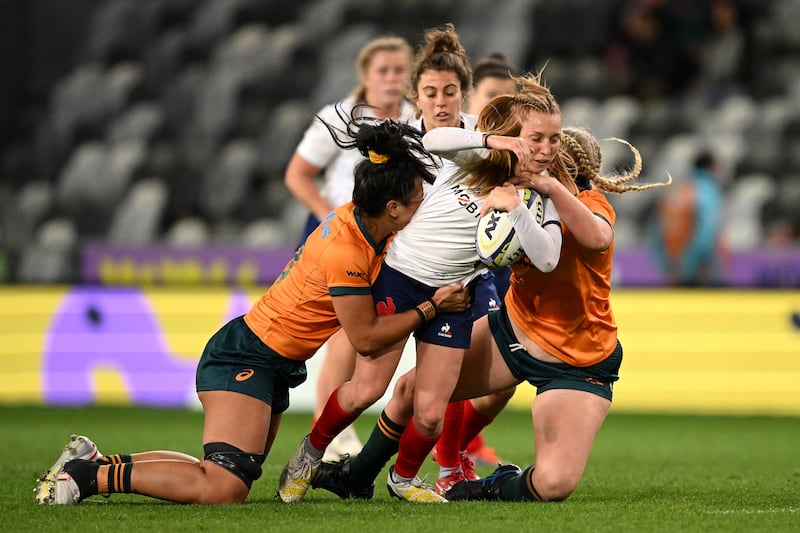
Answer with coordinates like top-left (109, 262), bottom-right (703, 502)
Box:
top-left (476, 188), bottom-right (545, 269)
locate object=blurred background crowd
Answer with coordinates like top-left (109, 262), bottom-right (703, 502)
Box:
top-left (0, 0), bottom-right (798, 285)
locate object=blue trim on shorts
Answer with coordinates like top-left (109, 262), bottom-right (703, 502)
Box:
top-left (488, 306), bottom-right (622, 401)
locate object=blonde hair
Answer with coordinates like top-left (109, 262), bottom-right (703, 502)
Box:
top-left (409, 23), bottom-right (472, 99)
top-left (561, 126), bottom-right (672, 194)
top-left (460, 68), bottom-right (670, 196)
top-left (351, 36), bottom-right (413, 103)
top-left (464, 69), bottom-right (577, 193)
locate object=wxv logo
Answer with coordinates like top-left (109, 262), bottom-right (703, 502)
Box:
top-left (483, 211), bottom-right (502, 240)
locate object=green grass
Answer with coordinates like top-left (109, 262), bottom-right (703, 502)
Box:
top-left (2, 406), bottom-right (798, 532)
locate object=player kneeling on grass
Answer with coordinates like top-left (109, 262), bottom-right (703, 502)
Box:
top-left (287, 62), bottom-right (566, 504)
top-left (442, 127), bottom-right (670, 502)
top-left (312, 125), bottom-right (670, 502)
top-left (34, 109), bottom-right (471, 506)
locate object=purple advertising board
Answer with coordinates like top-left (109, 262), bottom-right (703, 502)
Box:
top-left (612, 247), bottom-right (800, 287)
top-left (82, 244), bottom-right (800, 287)
top-left (82, 244), bottom-right (297, 286)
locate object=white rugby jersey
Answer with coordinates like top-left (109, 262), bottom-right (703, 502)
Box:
top-left (295, 97), bottom-right (418, 209)
top-left (410, 114), bottom-right (477, 174)
top-left (384, 114), bottom-right (485, 287)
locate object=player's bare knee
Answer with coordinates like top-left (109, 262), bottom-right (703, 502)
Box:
top-left (350, 380), bottom-right (388, 409)
top-left (540, 485), bottom-right (574, 502)
top-left (413, 407), bottom-right (444, 435)
top-left (534, 469), bottom-right (578, 502)
top-left (194, 477), bottom-right (249, 504)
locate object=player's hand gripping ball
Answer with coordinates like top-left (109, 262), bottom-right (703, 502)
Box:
top-left (476, 188), bottom-right (545, 269)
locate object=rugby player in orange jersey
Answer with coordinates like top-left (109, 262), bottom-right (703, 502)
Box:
top-left (34, 110), bottom-right (470, 506)
top-left (309, 105), bottom-right (670, 503)
top-left (436, 124), bottom-right (669, 502)
top-left (284, 36), bottom-right (417, 461)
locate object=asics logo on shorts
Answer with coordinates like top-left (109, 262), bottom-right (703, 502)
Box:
top-left (235, 369), bottom-right (255, 381)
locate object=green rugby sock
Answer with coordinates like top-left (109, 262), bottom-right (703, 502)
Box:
top-left (497, 466), bottom-right (543, 501)
top-left (348, 411), bottom-right (404, 488)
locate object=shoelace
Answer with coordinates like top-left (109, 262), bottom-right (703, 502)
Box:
top-left (290, 455), bottom-right (316, 480)
top-left (460, 454), bottom-right (477, 479)
top-left (409, 473), bottom-right (435, 490)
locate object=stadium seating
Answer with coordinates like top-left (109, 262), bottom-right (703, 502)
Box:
top-left (1, 0), bottom-right (799, 283)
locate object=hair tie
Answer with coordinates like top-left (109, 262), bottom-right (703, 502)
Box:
top-left (368, 150), bottom-right (390, 164)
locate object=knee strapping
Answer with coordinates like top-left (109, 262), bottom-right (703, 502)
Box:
top-left (203, 442), bottom-right (266, 488)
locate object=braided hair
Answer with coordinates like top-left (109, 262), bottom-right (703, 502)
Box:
top-left (560, 127), bottom-right (671, 194)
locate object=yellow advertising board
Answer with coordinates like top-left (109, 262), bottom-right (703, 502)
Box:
top-left (1, 287), bottom-right (798, 415)
top-left (510, 290), bottom-right (800, 415)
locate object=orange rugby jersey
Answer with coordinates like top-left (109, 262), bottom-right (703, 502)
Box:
top-left (244, 203), bottom-right (390, 361)
top-left (506, 189), bottom-right (617, 367)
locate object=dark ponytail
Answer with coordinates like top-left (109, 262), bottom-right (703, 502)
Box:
top-left (317, 104), bottom-right (437, 217)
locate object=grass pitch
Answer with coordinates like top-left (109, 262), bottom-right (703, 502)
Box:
top-left (2, 406), bottom-right (798, 532)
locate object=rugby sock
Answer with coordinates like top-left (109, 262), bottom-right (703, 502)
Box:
top-left (97, 454), bottom-right (132, 465)
top-left (394, 419), bottom-right (439, 479)
top-left (303, 435), bottom-right (323, 460)
top-left (309, 387), bottom-right (359, 451)
top-left (435, 401), bottom-right (464, 469)
top-left (496, 465), bottom-right (543, 501)
top-left (348, 410), bottom-right (404, 488)
top-left (104, 463), bottom-right (134, 493)
top-left (459, 400), bottom-right (493, 451)
top-left (96, 463), bottom-right (133, 494)
top-left (464, 433), bottom-right (485, 455)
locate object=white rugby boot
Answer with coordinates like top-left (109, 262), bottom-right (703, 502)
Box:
top-left (277, 435), bottom-right (322, 503)
top-left (387, 466), bottom-right (448, 503)
top-left (35, 435), bottom-right (103, 504)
